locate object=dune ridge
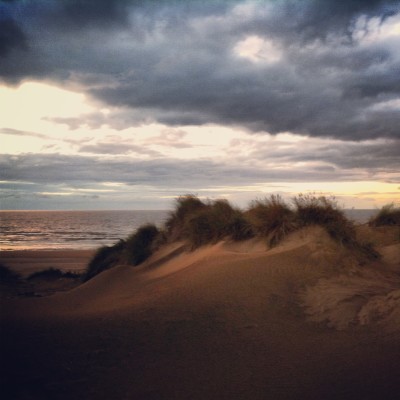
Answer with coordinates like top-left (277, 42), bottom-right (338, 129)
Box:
top-left (4, 225), bottom-right (399, 333)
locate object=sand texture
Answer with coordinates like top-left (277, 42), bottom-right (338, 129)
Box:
top-left (1, 226), bottom-right (400, 399)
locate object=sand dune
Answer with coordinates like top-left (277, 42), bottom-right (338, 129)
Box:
top-left (3, 226), bottom-right (345, 318)
top-left (1, 225), bottom-right (399, 399)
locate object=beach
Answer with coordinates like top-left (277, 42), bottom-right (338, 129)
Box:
top-left (0, 249), bottom-right (95, 276)
top-left (1, 224), bottom-right (400, 399)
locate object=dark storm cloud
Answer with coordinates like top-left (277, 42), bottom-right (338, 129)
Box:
top-left (248, 138), bottom-right (400, 170)
top-left (1, 0), bottom-right (399, 140)
top-left (0, 17), bottom-right (27, 56)
top-left (254, 0), bottom-right (399, 43)
top-left (319, 141), bottom-right (400, 170)
top-left (53, 0), bottom-right (132, 29)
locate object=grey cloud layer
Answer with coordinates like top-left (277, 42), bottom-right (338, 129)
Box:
top-left (1, 0), bottom-right (399, 140)
top-left (247, 138), bottom-right (400, 171)
top-left (1, 138), bottom-right (398, 190)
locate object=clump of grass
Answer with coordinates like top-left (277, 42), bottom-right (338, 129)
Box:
top-left (84, 223), bottom-right (161, 281)
top-left (184, 211), bottom-right (214, 248)
top-left (293, 194), bottom-right (356, 246)
top-left (178, 198), bottom-right (254, 248)
top-left (246, 195), bottom-right (295, 246)
top-left (0, 264), bottom-right (21, 284)
top-left (294, 194), bottom-right (341, 225)
top-left (83, 239), bottom-right (126, 282)
top-left (226, 209), bottom-right (254, 241)
top-left (164, 193), bottom-right (373, 250)
top-left (369, 203), bottom-right (400, 227)
top-left (85, 194), bottom-right (384, 280)
top-left (27, 268), bottom-right (81, 281)
top-left (123, 224), bottom-right (160, 265)
top-left (165, 194), bottom-right (208, 241)
top-left (291, 194), bottom-right (379, 260)
top-left (213, 199), bottom-right (254, 241)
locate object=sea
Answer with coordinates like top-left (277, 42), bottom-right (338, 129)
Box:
top-left (0, 209), bottom-right (377, 251)
top-left (0, 210), bottom-right (169, 251)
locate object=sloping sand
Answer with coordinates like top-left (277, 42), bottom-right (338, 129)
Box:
top-left (1, 226), bottom-right (399, 399)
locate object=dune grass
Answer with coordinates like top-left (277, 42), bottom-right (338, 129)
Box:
top-left (85, 193), bottom-right (382, 279)
top-left (165, 195), bottom-right (253, 248)
top-left (84, 240), bottom-right (126, 282)
top-left (186, 199), bottom-right (253, 248)
top-left (84, 224), bottom-right (160, 280)
top-left (123, 224), bottom-right (160, 265)
top-left (165, 194), bottom-right (208, 241)
top-left (292, 194), bottom-right (379, 259)
top-left (293, 194), bottom-right (356, 246)
top-left (246, 195), bottom-right (295, 246)
top-left (167, 193), bottom-right (368, 250)
top-left (369, 203), bottom-right (400, 227)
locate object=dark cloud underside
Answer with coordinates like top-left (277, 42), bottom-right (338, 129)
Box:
top-left (0, 0), bottom-right (399, 140)
top-left (0, 17), bottom-right (27, 56)
top-left (1, 140), bottom-right (398, 189)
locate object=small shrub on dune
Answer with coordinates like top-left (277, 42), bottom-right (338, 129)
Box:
top-left (246, 195), bottom-right (295, 246)
top-left (292, 194), bottom-right (378, 260)
top-left (184, 199), bottom-right (253, 248)
top-left (293, 194), bottom-right (356, 245)
top-left (124, 224), bottom-right (160, 266)
top-left (185, 211), bottom-right (215, 248)
top-left (293, 194), bottom-right (341, 226)
top-left (227, 210), bottom-right (255, 241)
top-left (83, 239), bottom-right (126, 282)
top-left (151, 228), bottom-right (169, 249)
top-left (369, 203), bottom-right (400, 227)
top-left (165, 194), bottom-right (208, 240)
top-left (206, 199), bottom-right (253, 241)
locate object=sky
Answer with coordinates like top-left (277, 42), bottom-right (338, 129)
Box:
top-left (0, 0), bottom-right (399, 210)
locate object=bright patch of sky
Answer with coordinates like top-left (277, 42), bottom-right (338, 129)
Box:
top-left (1, 79), bottom-right (399, 209)
top-left (234, 35), bottom-right (282, 63)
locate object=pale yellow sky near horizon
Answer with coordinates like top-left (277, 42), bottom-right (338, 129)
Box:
top-left (1, 80), bottom-right (398, 210)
